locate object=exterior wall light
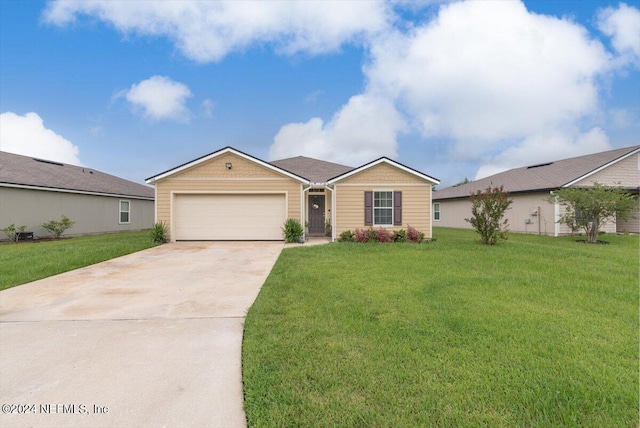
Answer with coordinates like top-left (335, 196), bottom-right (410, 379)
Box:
top-left (225, 162), bottom-right (232, 170)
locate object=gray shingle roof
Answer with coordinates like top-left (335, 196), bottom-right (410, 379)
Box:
top-left (270, 156), bottom-right (354, 183)
top-left (0, 151), bottom-right (154, 199)
top-left (434, 145), bottom-right (640, 200)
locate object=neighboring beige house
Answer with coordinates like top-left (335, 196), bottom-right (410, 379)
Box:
top-left (433, 145), bottom-right (640, 236)
top-left (0, 151), bottom-right (154, 239)
top-left (145, 146), bottom-right (439, 241)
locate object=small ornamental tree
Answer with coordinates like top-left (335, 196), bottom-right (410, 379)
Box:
top-left (465, 186), bottom-right (513, 245)
top-left (548, 182), bottom-right (637, 243)
top-left (1, 224), bottom-right (27, 242)
top-left (42, 215), bottom-right (75, 239)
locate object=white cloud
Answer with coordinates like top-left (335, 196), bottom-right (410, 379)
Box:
top-left (201, 99), bottom-right (214, 118)
top-left (272, 0), bottom-right (616, 173)
top-left (41, 0), bottom-right (636, 176)
top-left (0, 112), bottom-right (81, 165)
top-left (124, 75), bottom-right (192, 121)
top-left (42, 0), bottom-right (391, 62)
top-left (270, 94), bottom-right (405, 165)
top-left (369, 0), bottom-right (609, 149)
top-left (597, 3), bottom-right (640, 66)
top-left (474, 128), bottom-right (611, 179)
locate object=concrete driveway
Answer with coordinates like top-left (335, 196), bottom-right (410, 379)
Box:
top-left (0, 242), bottom-right (283, 428)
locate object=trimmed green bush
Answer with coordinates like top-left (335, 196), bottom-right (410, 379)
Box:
top-left (282, 218), bottom-right (304, 243)
top-left (338, 230), bottom-right (354, 242)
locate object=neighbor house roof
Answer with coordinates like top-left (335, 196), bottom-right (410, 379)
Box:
top-left (269, 156), bottom-right (354, 183)
top-left (434, 145), bottom-right (640, 201)
top-left (0, 151), bottom-right (154, 199)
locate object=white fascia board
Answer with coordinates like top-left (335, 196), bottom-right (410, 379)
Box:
top-left (0, 182), bottom-right (154, 200)
top-left (327, 158), bottom-right (440, 185)
top-left (146, 147), bottom-right (309, 184)
top-left (563, 147), bottom-right (640, 188)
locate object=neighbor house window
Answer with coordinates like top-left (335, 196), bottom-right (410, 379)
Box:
top-left (119, 200), bottom-right (130, 224)
top-left (374, 191), bottom-right (393, 225)
top-left (434, 203), bottom-right (441, 221)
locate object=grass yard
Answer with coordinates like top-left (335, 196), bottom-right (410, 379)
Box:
top-left (0, 231), bottom-right (155, 290)
top-left (243, 228), bottom-right (639, 427)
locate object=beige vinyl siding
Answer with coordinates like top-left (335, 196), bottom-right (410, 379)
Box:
top-left (334, 163), bottom-right (433, 238)
top-left (175, 152), bottom-right (288, 180)
top-left (339, 163), bottom-right (427, 184)
top-left (616, 199), bottom-right (639, 233)
top-left (556, 202), bottom-right (617, 235)
top-left (573, 153), bottom-right (640, 187)
top-left (434, 198), bottom-right (472, 230)
top-left (436, 191), bottom-right (624, 236)
top-left (436, 192), bottom-right (557, 236)
top-left (571, 153), bottom-right (639, 234)
top-left (155, 153), bottom-right (302, 241)
top-left (335, 185), bottom-right (432, 237)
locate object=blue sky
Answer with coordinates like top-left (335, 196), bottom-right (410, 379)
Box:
top-left (1, 0), bottom-right (638, 187)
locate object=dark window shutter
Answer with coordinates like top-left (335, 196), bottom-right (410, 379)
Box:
top-left (364, 191), bottom-right (373, 226)
top-left (393, 191), bottom-right (402, 226)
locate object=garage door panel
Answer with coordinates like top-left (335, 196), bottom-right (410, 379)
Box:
top-left (175, 194), bottom-right (285, 240)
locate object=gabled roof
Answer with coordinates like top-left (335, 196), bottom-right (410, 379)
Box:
top-left (269, 156), bottom-right (354, 183)
top-left (327, 157), bottom-right (440, 185)
top-left (0, 151), bottom-right (154, 199)
top-left (434, 145), bottom-right (640, 201)
top-left (146, 146), bottom-right (439, 186)
top-left (145, 146), bottom-right (309, 184)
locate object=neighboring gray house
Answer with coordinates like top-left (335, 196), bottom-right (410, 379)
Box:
top-left (0, 151), bottom-right (154, 239)
top-left (433, 145), bottom-right (640, 236)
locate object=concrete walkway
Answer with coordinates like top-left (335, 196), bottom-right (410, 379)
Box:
top-left (0, 242), bottom-right (283, 428)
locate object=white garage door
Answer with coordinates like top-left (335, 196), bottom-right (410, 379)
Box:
top-left (174, 194), bottom-right (286, 240)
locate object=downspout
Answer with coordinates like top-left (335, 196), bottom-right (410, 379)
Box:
top-left (301, 184), bottom-right (308, 237)
top-left (170, 191), bottom-right (176, 242)
top-left (429, 185), bottom-right (434, 239)
top-left (551, 191), bottom-right (560, 237)
top-left (332, 185), bottom-right (337, 242)
top-left (153, 184), bottom-right (157, 224)
top-left (323, 185), bottom-right (335, 241)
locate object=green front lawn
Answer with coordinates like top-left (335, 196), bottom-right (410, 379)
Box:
top-left (0, 231), bottom-right (155, 290)
top-left (243, 228), bottom-right (639, 427)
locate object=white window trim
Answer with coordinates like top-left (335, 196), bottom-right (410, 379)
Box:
top-left (433, 202), bottom-right (441, 221)
top-left (119, 200), bottom-right (131, 224)
top-left (373, 190), bottom-right (393, 227)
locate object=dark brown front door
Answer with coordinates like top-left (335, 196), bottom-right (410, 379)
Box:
top-left (308, 194), bottom-right (325, 235)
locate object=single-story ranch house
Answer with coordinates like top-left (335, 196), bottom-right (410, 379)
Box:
top-left (433, 145), bottom-right (640, 236)
top-left (145, 146), bottom-right (440, 242)
top-left (0, 151), bottom-right (154, 239)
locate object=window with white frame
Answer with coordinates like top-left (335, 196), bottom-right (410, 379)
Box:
top-left (433, 202), bottom-right (441, 221)
top-left (119, 200), bottom-right (130, 224)
top-left (374, 191), bottom-right (393, 225)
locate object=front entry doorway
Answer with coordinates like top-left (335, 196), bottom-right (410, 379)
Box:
top-left (308, 194), bottom-right (325, 235)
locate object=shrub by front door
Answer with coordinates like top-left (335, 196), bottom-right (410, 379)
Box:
top-left (308, 195), bottom-right (325, 235)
